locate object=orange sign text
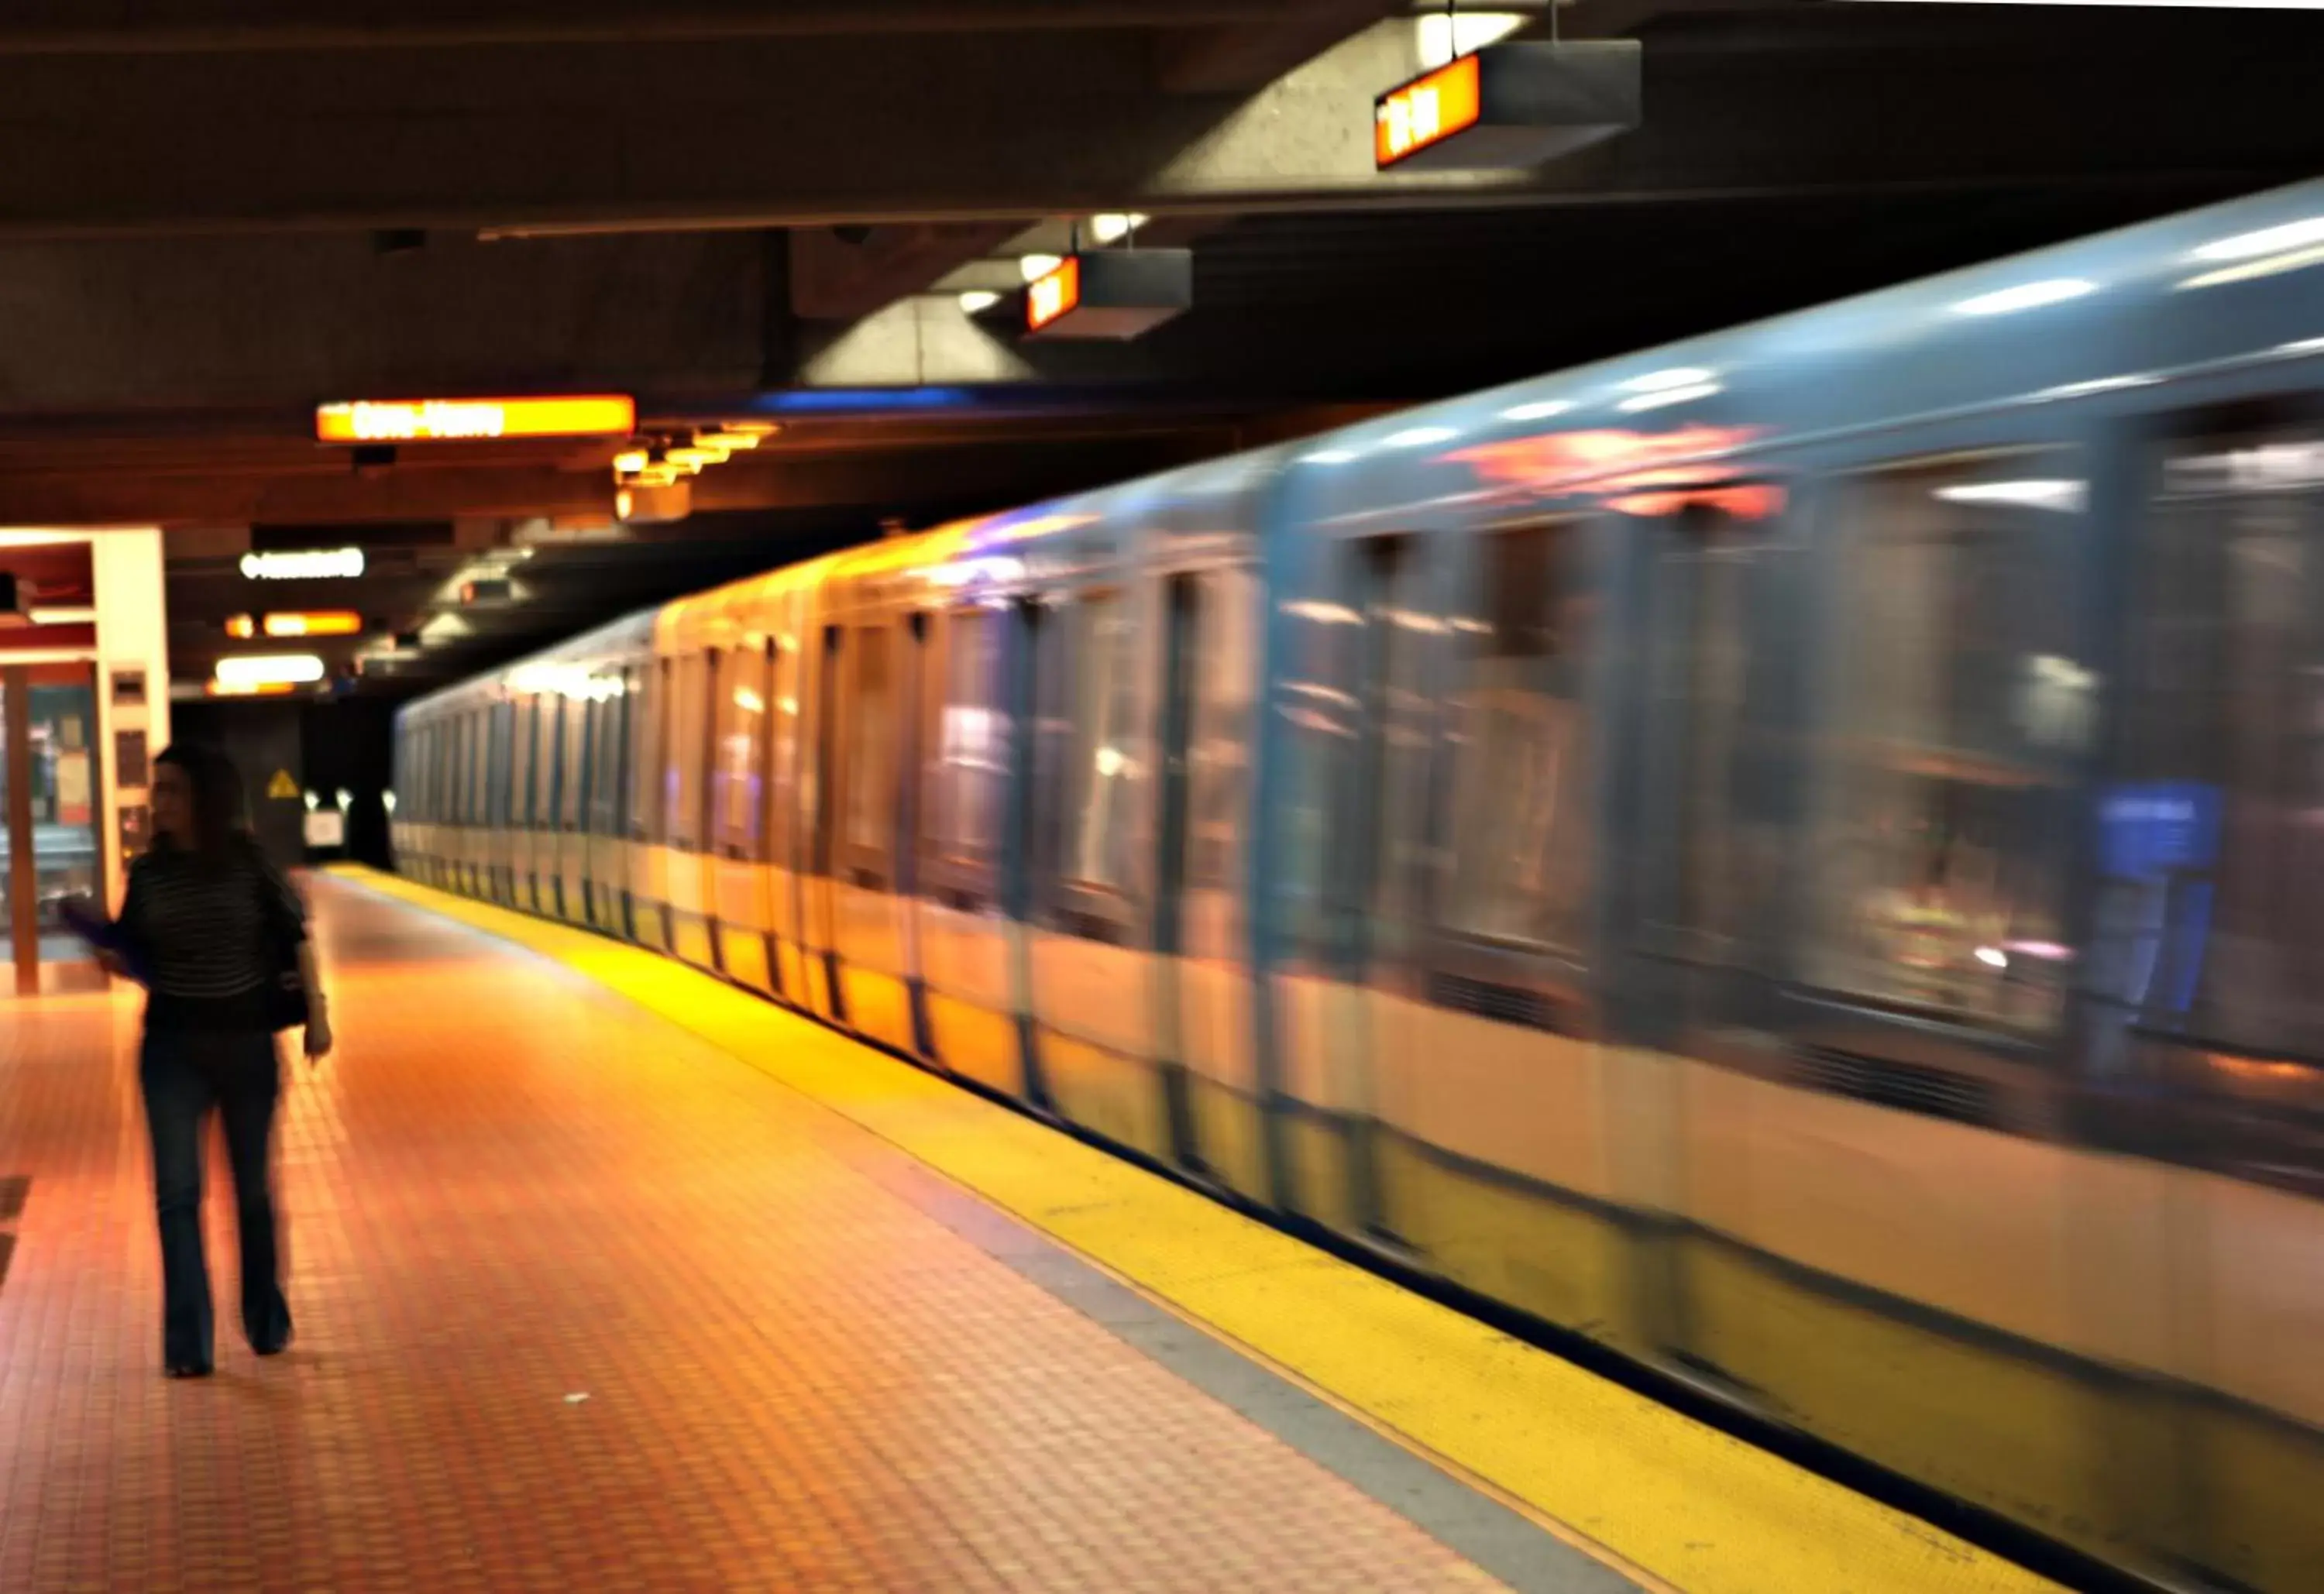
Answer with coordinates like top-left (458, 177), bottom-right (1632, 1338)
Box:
top-left (1375, 53), bottom-right (1483, 170)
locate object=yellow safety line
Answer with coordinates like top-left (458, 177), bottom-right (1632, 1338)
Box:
top-left (332, 867), bottom-right (2061, 1594)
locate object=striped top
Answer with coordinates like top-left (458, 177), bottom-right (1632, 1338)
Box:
top-left (119, 836), bottom-right (307, 1031)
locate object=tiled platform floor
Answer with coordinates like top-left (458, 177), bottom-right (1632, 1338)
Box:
top-left (0, 879), bottom-right (1513, 1593)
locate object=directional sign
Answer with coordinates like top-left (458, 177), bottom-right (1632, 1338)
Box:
top-left (316, 395), bottom-right (635, 444)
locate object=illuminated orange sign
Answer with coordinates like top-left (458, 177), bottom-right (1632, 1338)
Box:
top-left (315, 394), bottom-right (635, 444)
top-left (1375, 53), bottom-right (1483, 170)
top-left (264, 610), bottom-right (363, 638)
top-left (1026, 257), bottom-right (1083, 334)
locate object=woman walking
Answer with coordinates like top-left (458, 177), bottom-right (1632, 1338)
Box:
top-left (109, 744), bottom-right (333, 1379)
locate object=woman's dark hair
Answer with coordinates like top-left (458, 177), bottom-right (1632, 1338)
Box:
top-left (154, 744), bottom-right (249, 855)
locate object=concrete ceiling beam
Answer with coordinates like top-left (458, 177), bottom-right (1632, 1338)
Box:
top-left (0, 1), bottom-right (1301, 54)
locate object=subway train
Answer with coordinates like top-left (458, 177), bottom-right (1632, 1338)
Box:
top-left (394, 180), bottom-right (2324, 1592)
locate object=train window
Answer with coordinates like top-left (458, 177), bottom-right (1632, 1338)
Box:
top-left (844, 624), bottom-right (898, 858)
top-left (1806, 455), bottom-right (2079, 1031)
top-left (1187, 570), bottom-right (1260, 892)
top-left (1057, 590), bottom-right (1140, 893)
top-left (714, 644), bottom-right (770, 860)
top-left (926, 606), bottom-right (1009, 868)
top-left (1440, 522), bottom-right (1595, 955)
top-left (2115, 422), bottom-right (2324, 1056)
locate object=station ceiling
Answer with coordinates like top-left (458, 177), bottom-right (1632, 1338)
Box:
top-left (0, 0), bottom-right (2316, 699)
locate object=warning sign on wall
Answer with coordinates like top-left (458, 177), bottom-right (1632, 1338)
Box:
top-left (265, 769), bottom-right (300, 801)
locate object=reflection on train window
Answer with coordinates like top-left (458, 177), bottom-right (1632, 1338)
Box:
top-left (1061, 592), bottom-right (1140, 892)
top-left (929, 608), bottom-right (1009, 867)
top-left (2121, 426), bottom-right (2324, 1055)
top-left (1809, 458), bottom-right (2080, 1030)
top-left (1188, 570), bottom-right (1260, 891)
top-left (1442, 523), bottom-right (1593, 955)
top-left (844, 625), bottom-right (897, 857)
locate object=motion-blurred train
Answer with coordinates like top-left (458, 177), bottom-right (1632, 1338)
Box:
top-left (396, 180), bottom-right (2324, 1592)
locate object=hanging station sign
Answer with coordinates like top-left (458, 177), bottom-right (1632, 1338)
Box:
top-left (1023, 250), bottom-right (1195, 341)
top-left (1374, 42), bottom-right (1642, 173)
top-left (315, 394), bottom-right (636, 444)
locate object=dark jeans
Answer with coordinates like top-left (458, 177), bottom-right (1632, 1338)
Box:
top-left (139, 1027), bottom-right (293, 1368)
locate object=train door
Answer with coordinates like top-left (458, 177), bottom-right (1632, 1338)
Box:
top-left (765, 626), bottom-right (805, 1003)
top-left (808, 624), bottom-right (847, 1022)
top-left (710, 638), bottom-right (779, 996)
top-left (1602, 495), bottom-right (1778, 1356)
top-left (586, 682), bottom-right (626, 934)
top-left (1291, 534), bottom-right (1439, 1242)
top-left (914, 600), bottom-right (1032, 1095)
top-left (1150, 567), bottom-right (1267, 1198)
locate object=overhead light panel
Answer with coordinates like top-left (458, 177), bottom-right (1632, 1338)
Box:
top-left (215, 653), bottom-right (326, 689)
top-left (1088, 213), bottom-right (1150, 246)
top-left (1416, 10), bottom-right (1530, 69)
top-left (957, 290), bottom-right (1002, 314)
top-left (1019, 253), bottom-right (1064, 283)
top-left (241, 548), bottom-right (364, 581)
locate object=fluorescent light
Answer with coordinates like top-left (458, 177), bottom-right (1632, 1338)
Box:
top-left (1417, 9), bottom-right (1528, 68)
top-left (957, 290), bottom-right (1001, 314)
top-left (0, 530), bottom-right (85, 548)
top-left (2193, 215), bottom-right (2324, 263)
top-left (1300, 448), bottom-right (1360, 465)
top-left (240, 548), bottom-right (364, 581)
top-left (1384, 425), bottom-right (1458, 448)
top-left (1618, 383), bottom-right (1721, 413)
top-left (1934, 479), bottom-right (2087, 513)
top-left (1951, 278), bottom-right (2097, 317)
top-left (1975, 946), bottom-right (2009, 970)
top-left (1624, 366), bottom-right (1715, 393)
top-left (1019, 254), bottom-right (1064, 283)
top-left (1089, 213), bottom-right (1149, 245)
top-left (2279, 335), bottom-right (2324, 355)
top-left (215, 653), bottom-right (325, 688)
top-left (1502, 399), bottom-right (1574, 421)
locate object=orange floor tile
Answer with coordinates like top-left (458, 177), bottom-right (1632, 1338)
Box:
top-left (0, 880), bottom-right (1518, 1593)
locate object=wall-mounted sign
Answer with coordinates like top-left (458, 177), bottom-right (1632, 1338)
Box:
top-left (1374, 42), bottom-right (1641, 173)
top-left (240, 548), bottom-right (365, 582)
top-left (315, 394), bottom-right (635, 444)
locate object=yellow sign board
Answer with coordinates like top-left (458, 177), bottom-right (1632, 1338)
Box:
top-left (315, 394), bottom-right (635, 444)
top-left (266, 769), bottom-right (301, 801)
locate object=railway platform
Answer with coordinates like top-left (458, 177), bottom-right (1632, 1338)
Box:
top-left (0, 872), bottom-right (2059, 1593)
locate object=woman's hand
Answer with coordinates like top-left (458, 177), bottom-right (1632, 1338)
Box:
top-left (303, 999), bottom-right (334, 1063)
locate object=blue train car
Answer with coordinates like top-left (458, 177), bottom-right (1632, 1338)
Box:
top-left (397, 180), bottom-right (2324, 1591)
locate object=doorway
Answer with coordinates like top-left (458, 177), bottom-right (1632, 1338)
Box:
top-left (2, 662), bottom-right (105, 995)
